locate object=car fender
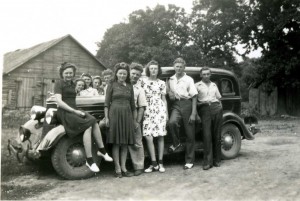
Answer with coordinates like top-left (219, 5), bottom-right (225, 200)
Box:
top-left (37, 125), bottom-right (66, 151)
top-left (222, 111), bottom-right (255, 140)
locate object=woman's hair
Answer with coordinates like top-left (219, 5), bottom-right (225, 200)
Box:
top-left (59, 62), bottom-right (76, 79)
top-left (93, 76), bottom-right (102, 85)
top-left (102, 69), bottom-right (114, 77)
top-left (145, 60), bottom-right (162, 77)
top-left (113, 62), bottom-right (131, 83)
top-left (80, 73), bottom-right (93, 87)
top-left (130, 62), bottom-right (144, 73)
top-left (74, 78), bottom-right (87, 90)
top-left (173, 57), bottom-right (186, 67)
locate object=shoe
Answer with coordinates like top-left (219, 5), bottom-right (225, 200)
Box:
top-left (203, 165), bottom-right (212, 170)
top-left (213, 162), bottom-right (221, 167)
top-left (144, 165), bottom-right (159, 173)
top-left (97, 151), bottom-right (113, 162)
top-left (122, 171), bottom-right (134, 177)
top-left (183, 163), bottom-right (194, 170)
top-left (134, 169), bottom-right (143, 176)
top-left (115, 171), bottom-right (122, 178)
top-left (158, 164), bottom-right (165, 173)
top-left (168, 143), bottom-right (182, 153)
top-left (86, 162), bottom-right (100, 172)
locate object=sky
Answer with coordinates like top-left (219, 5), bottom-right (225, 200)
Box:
top-left (0, 0), bottom-right (261, 67)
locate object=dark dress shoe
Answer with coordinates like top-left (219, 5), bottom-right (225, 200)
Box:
top-left (122, 171), bottom-right (134, 177)
top-left (134, 169), bottom-right (143, 176)
top-left (213, 162), bottom-right (221, 167)
top-left (115, 172), bottom-right (122, 178)
top-left (203, 165), bottom-right (212, 170)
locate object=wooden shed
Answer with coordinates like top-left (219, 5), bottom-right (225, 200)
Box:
top-left (249, 82), bottom-right (300, 116)
top-left (2, 34), bottom-right (106, 109)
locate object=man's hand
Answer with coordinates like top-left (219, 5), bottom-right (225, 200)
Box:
top-left (168, 91), bottom-right (176, 101)
top-left (134, 121), bottom-right (140, 130)
top-left (196, 114), bottom-right (201, 123)
top-left (188, 113), bottom-right (196, 124)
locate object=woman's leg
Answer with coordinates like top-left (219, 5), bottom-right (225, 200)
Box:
top-left (157, 136), bottom-right (165, 172)
top-left (145, 135), bottom-right (156, 162)
top-left (157, 136), bottom-right (164, 161)
top-left (92, 122), bottom-right (104, 148)
top-left (83, 127), bottom-right (92, 158)
top-left (112, 144), bottom-right (121, 172)
top-left (120, 145), bottom-right (128, 172)
top-left (83, 127), bottom-right (100, 172)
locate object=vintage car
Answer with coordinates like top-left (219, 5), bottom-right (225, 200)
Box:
top-left (8, 67), bottom-right (259, 180)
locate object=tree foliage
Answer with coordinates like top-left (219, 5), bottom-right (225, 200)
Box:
top-left (96, 1), bottom-right (300, 89)
top-left (189, 0), bottom-right (246, 69)
top-left (96, 4), bottom-right (190, 68)
top-left (239, 0), bottom-right (300, 87)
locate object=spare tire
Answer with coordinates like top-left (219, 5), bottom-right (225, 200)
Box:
top-left (51, 135), bottom-right (101, 180)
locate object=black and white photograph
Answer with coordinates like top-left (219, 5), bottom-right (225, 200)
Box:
top-left (1, 0), bottom-right (300, 200)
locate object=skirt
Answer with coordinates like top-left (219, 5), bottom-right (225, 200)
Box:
top-left (57, 109), bottom-right (96, 138)
top-left (107, 101), bottom-right (134, 145)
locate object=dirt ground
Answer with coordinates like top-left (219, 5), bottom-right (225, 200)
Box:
top-left (1, 118), bottom-right (300, 200)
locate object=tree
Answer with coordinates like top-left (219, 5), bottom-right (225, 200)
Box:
top-left (189, 0), bottom-right (246, 69)
top-left (239, 0), bottom-right (300, 88)
top-left (96, 4), bottom-right (191, 68)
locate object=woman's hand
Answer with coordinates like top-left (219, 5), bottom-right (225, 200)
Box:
top-left (73, 110), bottom-right (85, 118)
top-left (105, 118), bottom-right (110, 127)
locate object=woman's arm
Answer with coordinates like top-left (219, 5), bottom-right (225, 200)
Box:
top-left (55, 94), bottom-right (85, 117)
top-left (161, 94), bottom-right (168, 121)
top-left (130, 85), bottom-right (137, 122)
top-left (104, 83), bottom-right (113, 126)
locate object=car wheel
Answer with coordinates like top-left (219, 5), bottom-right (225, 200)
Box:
top-left (51, 135), bottom-right (101, 180)
top-left (221, 123), bottom-right (241, 160)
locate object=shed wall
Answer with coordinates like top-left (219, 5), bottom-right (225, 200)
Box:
top-left (3, 37), bottom-right (105, 109)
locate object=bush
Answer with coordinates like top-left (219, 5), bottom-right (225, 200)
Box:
top-left (2, 109), bottom-right (30, 129)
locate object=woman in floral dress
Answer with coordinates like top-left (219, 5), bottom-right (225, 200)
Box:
top-left (141, 60), bottom-right (168, 173)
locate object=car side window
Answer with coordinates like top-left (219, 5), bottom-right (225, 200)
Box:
top-left (220, 79), bottom-right (235, 96)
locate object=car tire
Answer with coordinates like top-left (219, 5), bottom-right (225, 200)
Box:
top-left (51, 135), bottom-right (101, 180)
top-left (221, 123), bottom-right (241, 160)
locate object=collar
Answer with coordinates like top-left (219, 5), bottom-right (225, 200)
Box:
top-left (170, 72), bottom-right (187, 80)
top-left (63, 79), bottom-right (74, 86)
top-left (197, 80), bottom-right (214, 86)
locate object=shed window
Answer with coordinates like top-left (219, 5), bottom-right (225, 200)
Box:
top-left (220, 79), bottom-right (235, 96)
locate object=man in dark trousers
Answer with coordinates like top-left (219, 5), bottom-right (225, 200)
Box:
top-left (167, 58), bottom-right (198, 170)
top-left (195, 67), bottom-right (223, 170)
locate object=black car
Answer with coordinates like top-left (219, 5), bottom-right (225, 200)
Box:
top-left (8, 67), bottom-right (258, 180)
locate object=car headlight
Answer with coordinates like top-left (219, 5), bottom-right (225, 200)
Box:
top-left (30, 106), bottom-right (46, 121)
top-left (45, 108), bottom-right (58, 124)
top-left (19, 126), bottom-right (31, 142)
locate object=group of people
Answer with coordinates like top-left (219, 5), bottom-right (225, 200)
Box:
top-left (74, 69), bottom-right (114, 96)
top-left (54, 57), bottom-right (223, 178)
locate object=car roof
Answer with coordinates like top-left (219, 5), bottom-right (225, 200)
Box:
top-left (161, 67), bottom-right (236, 77)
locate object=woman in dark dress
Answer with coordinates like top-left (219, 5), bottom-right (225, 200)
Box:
top-left (105, 62), bottom-right (137, 178)
top-left (54, 62), bottom-right (113, 173)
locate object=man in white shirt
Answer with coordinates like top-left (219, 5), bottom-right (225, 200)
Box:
top-left (195, 67), bottom-right (223, 170)
top-left (129, 63), bottom-right (147, 176)
top-left (167, 58), bottom-right (198, 170)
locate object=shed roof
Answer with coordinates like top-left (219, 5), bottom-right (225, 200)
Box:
top-left (3, 34), bottom-right (105, 74)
